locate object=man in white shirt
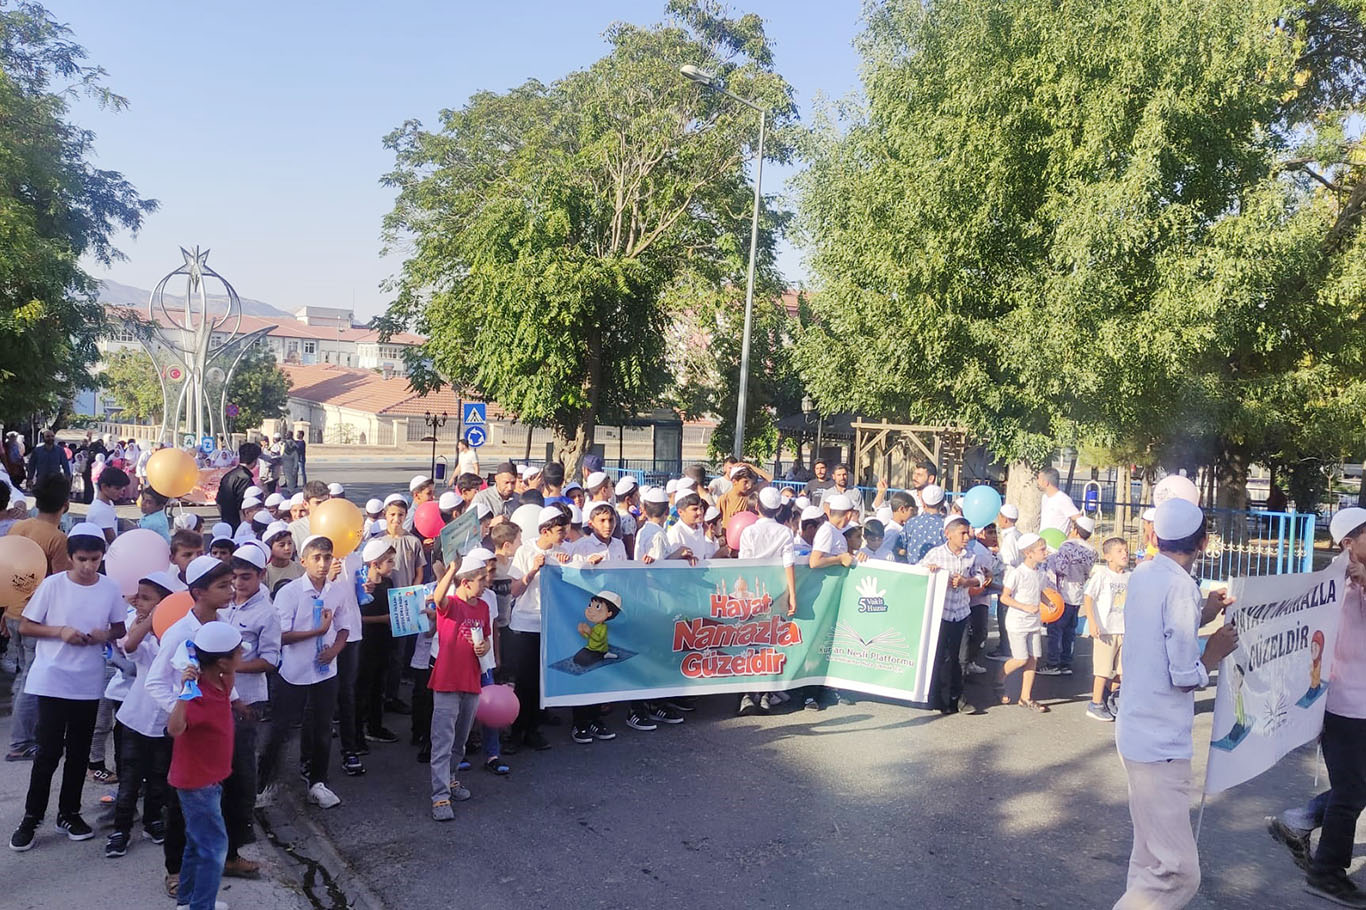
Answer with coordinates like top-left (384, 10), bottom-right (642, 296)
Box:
top-left (1036, 467), bottom-right (1081, 533)
top-left (1114, 499), bottom-right (1237, 909)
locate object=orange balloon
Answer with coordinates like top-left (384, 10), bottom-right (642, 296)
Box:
top-left (152, 591), bottom-right (194, 639)
top-left (146, 448), bottom-right (199, 498)
top-left (1040, 589), bottom-right (1065, 624)
top-left (0, 536), bottom-right (48, 612)
top-left (309, 497), bottom-right (364, 558)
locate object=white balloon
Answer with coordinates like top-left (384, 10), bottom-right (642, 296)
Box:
top-left (105, 529), bottom-right (173, 598)
top-left (1153, 474), bottom-right (1200, 508)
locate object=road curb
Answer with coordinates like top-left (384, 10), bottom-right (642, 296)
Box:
top-left (257, 792), bottom-right (386, 910)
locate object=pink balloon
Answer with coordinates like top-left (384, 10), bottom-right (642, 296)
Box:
top-left (726, 510), bottom-right (759, 551)
top-left (476, 683), bottom-right (520, 728)
top-left (105, 529), bottom-right (172, 598)
top-left (413, 500), bottom-right (445, 539)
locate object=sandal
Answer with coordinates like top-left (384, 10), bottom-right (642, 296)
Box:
top-left (88, 767), bottom-right (117, 784)
top-left (1018, 699), bottom-right (1050, 713)
top-left (484, 756), bottom-right (510, 776)
top-left (5, 745), bottom-right (39, 762)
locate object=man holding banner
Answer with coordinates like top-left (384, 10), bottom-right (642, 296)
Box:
top-left (1114, 499), bottom-right (1238, 910)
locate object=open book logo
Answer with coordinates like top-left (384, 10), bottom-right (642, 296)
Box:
top-left (856, 575), bottom-right (887, 613)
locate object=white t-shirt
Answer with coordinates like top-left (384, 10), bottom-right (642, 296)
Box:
top-left (273, 573), bottom-right (346, 685)
top-left (21, 572), bottom-right (127, 700)
top-left (1085, 566), bottom-right (1129, 636)
top-left (648, 521), bottom-right (716, 561)
top-left (634, 521), bottom-right (665, 563)
top-left (1039, 490), bottom-right (1079, 533)
top-left (457, 449), bottom-right (479, 477)
top-left (85, 498), bottom-right (117, 532)
top-left (508, 541), bottom-right (567, 634)
top-left (115, 633), bottom-right (167, 738)
top-left (1003, 564), bottom-right (1045, 632)
top-left (738, 517), bottom-right (796, 567)
top-left (998, 525), bottom-right (1022, 568)
top-left (811, 521), bottom-right (849, 558)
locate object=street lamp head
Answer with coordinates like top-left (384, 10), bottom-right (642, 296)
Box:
top-left (801, 394), bottom-right (813, 416)
top-left (680, 64), bottom-right (718, 87)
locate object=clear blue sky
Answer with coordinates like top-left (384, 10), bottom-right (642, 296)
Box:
top-left (56, 1), bottom-right (863, 319)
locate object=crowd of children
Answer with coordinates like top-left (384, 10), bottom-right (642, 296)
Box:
top-left (2, 447), bottom-right (1146, 908)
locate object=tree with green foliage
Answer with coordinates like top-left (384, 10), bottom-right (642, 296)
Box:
top-left (101, 348), bottom-right (167, 421)
top-left (377, 1), bottom-right (795, 470)
top-left (210, 346), bottom-right (290, 434)
top-left (796, 0), bottom-right (1366, 514)
top-left (0, 2), bottom-right (156, 428)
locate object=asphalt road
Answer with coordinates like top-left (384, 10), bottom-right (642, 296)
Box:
top-left (46, 461), bottom-right (1366, 908)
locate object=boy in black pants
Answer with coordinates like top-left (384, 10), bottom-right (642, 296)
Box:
top-left (357, 538), bottom-right (399, 744)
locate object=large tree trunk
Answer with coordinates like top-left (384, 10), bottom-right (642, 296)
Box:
top-left (552, 326), bottom-right (603, 479)
top-left (1005, 461), bottom-right (1042, 532)
top-left (1216, 447), bottom-right (1250, 512)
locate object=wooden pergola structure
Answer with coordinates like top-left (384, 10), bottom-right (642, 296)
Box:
top-left (849, 418), bottom-right (970, 491)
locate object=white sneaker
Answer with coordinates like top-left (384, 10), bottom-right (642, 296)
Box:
top-left (964, 661), bottom-right (988, 675)
top-left (254, 784), bottom-right (277, 809)
top-left (307, 782), bottom-right (341, 809)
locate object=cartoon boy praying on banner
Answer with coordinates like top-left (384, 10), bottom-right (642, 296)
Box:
top-left (574, 590), bottom-right (622, 667)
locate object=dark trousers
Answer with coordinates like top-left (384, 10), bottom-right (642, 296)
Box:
top-left (358, 636), bottom-right (393, 733)
top-left (1312, 711), bottom-right (1366, 876)
top-left (222, 704), bottom-right (260, 855)
top-left (572, 704), bottom-right (601, 728)
top-left (930, 618), bottom-right (967, 711)
top-left (334, 641), bottom-right (362, 753)
top-left (24, 696), bottom-right (98, 820)
top-left (383, 631), bottom-right (407, 702)
top-left (164, 785), bottom-right (185, 874)
top-left (112, 724), bottom-right (171, 834)
top-left (967, 602), bottom-right (989, 662)
top-left (506, 629), bottom-right (542, 738)
top-left (258, 675), bottom-right (339, 788)
top-left (994, 600), bottom-right (1011, 657)
top-left (411, 666), bottom-right (432, 744)
top-left (1045, 602), bottom-right (1080, 668)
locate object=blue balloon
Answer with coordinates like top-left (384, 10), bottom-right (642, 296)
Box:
top-left (961, 485), bottom-right (1004, 528)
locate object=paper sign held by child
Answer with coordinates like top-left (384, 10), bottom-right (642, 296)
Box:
top-left (388, 583), bottom-right (436, 637)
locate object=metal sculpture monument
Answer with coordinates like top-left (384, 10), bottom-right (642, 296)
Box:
top-left (139, 247), bottom-right (274, 444)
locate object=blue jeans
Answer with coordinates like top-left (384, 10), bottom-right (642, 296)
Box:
top-left (6, 617), bottom-right (38, 751)
top-left (1312, 712), bottom-right (1366, 877)
top-left (177, 783), bottom-right (228, 910)
top-left (1045, 603), bottom-right (1079, 668)
top-left (480, 669), bottom-right (500, 759)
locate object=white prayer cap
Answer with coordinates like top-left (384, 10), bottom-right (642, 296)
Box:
top-left (800, 506), bottom-right (825, 524)
top-left (999, 504), bottom-right (1019, 521)
top-left (665, 480), bottom-right (678, 494)
top-left (614, 476), bottom-right (638, 497)
top-left (524, 464), bottom-right (542, 479)
top-left (252, 509), bottom-right (272, 526)
top-left (300, 534), bottom-right (331, 552)
top-left (585, 471), bottom-right (609, 491)
top-left (564, 480), bottom-right (583, 493)
top-left (361, 538), bottom-right (394, 563)
top-left (569, 504), bottom-right (583, 525)
top-left (408, 475), bottom-right (431, 492)
top-left (729, 464), bottom-right (755, 479)
top-left (1154, 474), bottom-right (1200, 508)
top-left (210, 522), bottom-right (234, 544)
top-left (538, 506), bottom-right (565, 528)
top-left (185, 554), bottom-right (226, 587)
top-left (703, 506), bottom-right (721, 523)
top-left (289, 492), bottom-right (306, 508)
top-left (466, 547), bottom-right (495, 563)
top-left (192, 621), bottom-right (242, 654)
top-left (758, 487), bottom-right (782, 510)
top-left (174, 512), bottom-right (202, 531)
top-left (587, 501), bottom-right (614, 518)
top-left (920, 484), bottom-right (945, 506)
top-left (677, 477), bottom-right (697, 492)
top-left (943, 514), bottom-right (970, 530)
top-left (138, 569), bottom-right (186, 594)
top-left (1141, 508), bottom-right (1157, 522)
top-left (710, 477), bottom-right (733, 496)
top-left (1074, 516), bottom-right (1096, 534)
top-left (1331, 507), bottom-right (1366, 544)
top-left (795, 496), bottom-right (810, 510)
top-left (457, 554), bottom-right (487, 576)
top-left (1016, 533), bottom-right (1043, 552)
top-left (231, 544), bottom-right (266, 570)
top-left (265, 493), bottom-right (284, 509)
top-left (263, 520), bottom-right (292, 543)
top-left (245, 486), bottom-right (263, 499)
top-left (364, 497), bottom-right (384, 515)
top-left (233, 522), bottom-right (256, 544)
top-left (641, 487), bottom-right (669, 505)
top-left (383, 493), bottom-right (408, 509)
top-left (241, 496), bottom-right (263, 511)
top-left (438, 491), bottom-right (460, 512)
top-left (826, 493), bottom-right (855, 513)
top-left (1154, 499), bottom-right (1204, 541)
top-left (327, 482), bottom-right (345, 497)
top-left (593, 590), bottom-right (622, 609)
top-left (516, 464), bottom-right (531, 477)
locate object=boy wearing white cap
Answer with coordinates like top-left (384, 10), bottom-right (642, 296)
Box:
top-left (614, 476), bottom-right (640, 555)
top-left (218, 544), bottom-right (282, 875)
top-left (736, 486), bottom-right (799, 716)
top-left (327, 482), bottom-right (345, 499)
top-left (569, 502), bottom-right (628, 565)
top-left (635, 488), bottom-right (670, 562)
top-left (898, 484), bottom-right (947, 564)
top-left (999, 533), bottom-right (1049, 712)
top-left (356, 538), bottom-right (400, 745)
top-left (505, 507), bottom-right (573, 751)
top-left (264, 521), bottom-right (303, 594)
top-left (10, 523), bottom-right (127, 851)
top-left (642, 493), bottom-right (716, 563)
top-left (289, 481), bottom-right (329, 557)
top-left (1114, 499), bottom-right (1237, 910)
top-left (919, 515), bottom-right (987, 714)
top-left (1040, 516), bottom-right (1098, 677)
top-left (1082, 537), bottom-right (1131, 723)
top-left (426, 555), bottom-right (494, 820)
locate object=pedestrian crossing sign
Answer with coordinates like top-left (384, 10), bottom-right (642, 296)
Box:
top-left (462, 403), bottom-right (486, 426)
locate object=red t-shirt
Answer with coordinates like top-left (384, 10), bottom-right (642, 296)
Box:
top-left (428, 594), bottom-right (490, 695)
top-left (168, 679), bottom-right (234, 789)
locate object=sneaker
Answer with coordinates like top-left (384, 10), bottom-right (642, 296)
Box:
top-left (5, 744), bottom-right (38, 762)
top-left (1106, 687), bottom-right (1121, 716)
top-left (589, 722), bottom-right (616, 741)
top-left (648, 703), bottom-right (685, 724)
top-left (524, 731), bottom-right (552, 751)
top-left (342, 753), bottom-right (366, 776)
top-left (366, 726), bottom-right (399, 744)
top-left (964, 661), bottom-right (988, 676)
top-left (56, 814), bottom-right (94, 841)
top-left (803, 696), bottom-right (822, 711)
top-left (738, 695), bottom-right (759, 716)
top-left (758, 694), bottom-right (774, 712)
top-left (836, 691), bottom-right (857, 706)
top-left (307, 782), bottom-right (342, 809)
top-left (87, 766), bottom-right (117, 785)
top-left (1267, 816), bottom-right (1313, 872)
top-left (431, 799), bottom-right (454, 822)
top-left (1060, 666), bottom-right (1074, 676)
top-left (254, 785), bottom-right (277, 809)
top-left (626, 711), bottom-right (657, 731)
top-left (1085, 702), bottom-right (1114, 723)
top-left (1037, 665), bottom-right (1062, 676)
top-left (571, 726), bottom-right (594, 744)
top-left (105, 830), bottom-right (130, 858)
top-left (986, 650), bottom-right (1010, 662)
top-left (143, 820), bottom-right (166, 844)
top-left (448, 781), bottom-right (471, 801)
top-left (223, 855), bottom-right (261, 878)
top-left (1305, 871), bottom-right (1366, 907)
top-left (10, 817), bottom-right (38, 851)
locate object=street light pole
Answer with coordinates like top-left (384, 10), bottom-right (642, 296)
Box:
top-left (680, 65), bottom-right (767, 461)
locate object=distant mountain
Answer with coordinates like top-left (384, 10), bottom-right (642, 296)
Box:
top-left (98, 279), bottom-right (292, 319)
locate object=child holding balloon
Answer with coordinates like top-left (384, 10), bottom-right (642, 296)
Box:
top-left (999, 534), bottom-right (1050, 713)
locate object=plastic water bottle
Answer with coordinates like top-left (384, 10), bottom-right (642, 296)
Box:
top-left (179, 642), bottom-right (202, 701)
